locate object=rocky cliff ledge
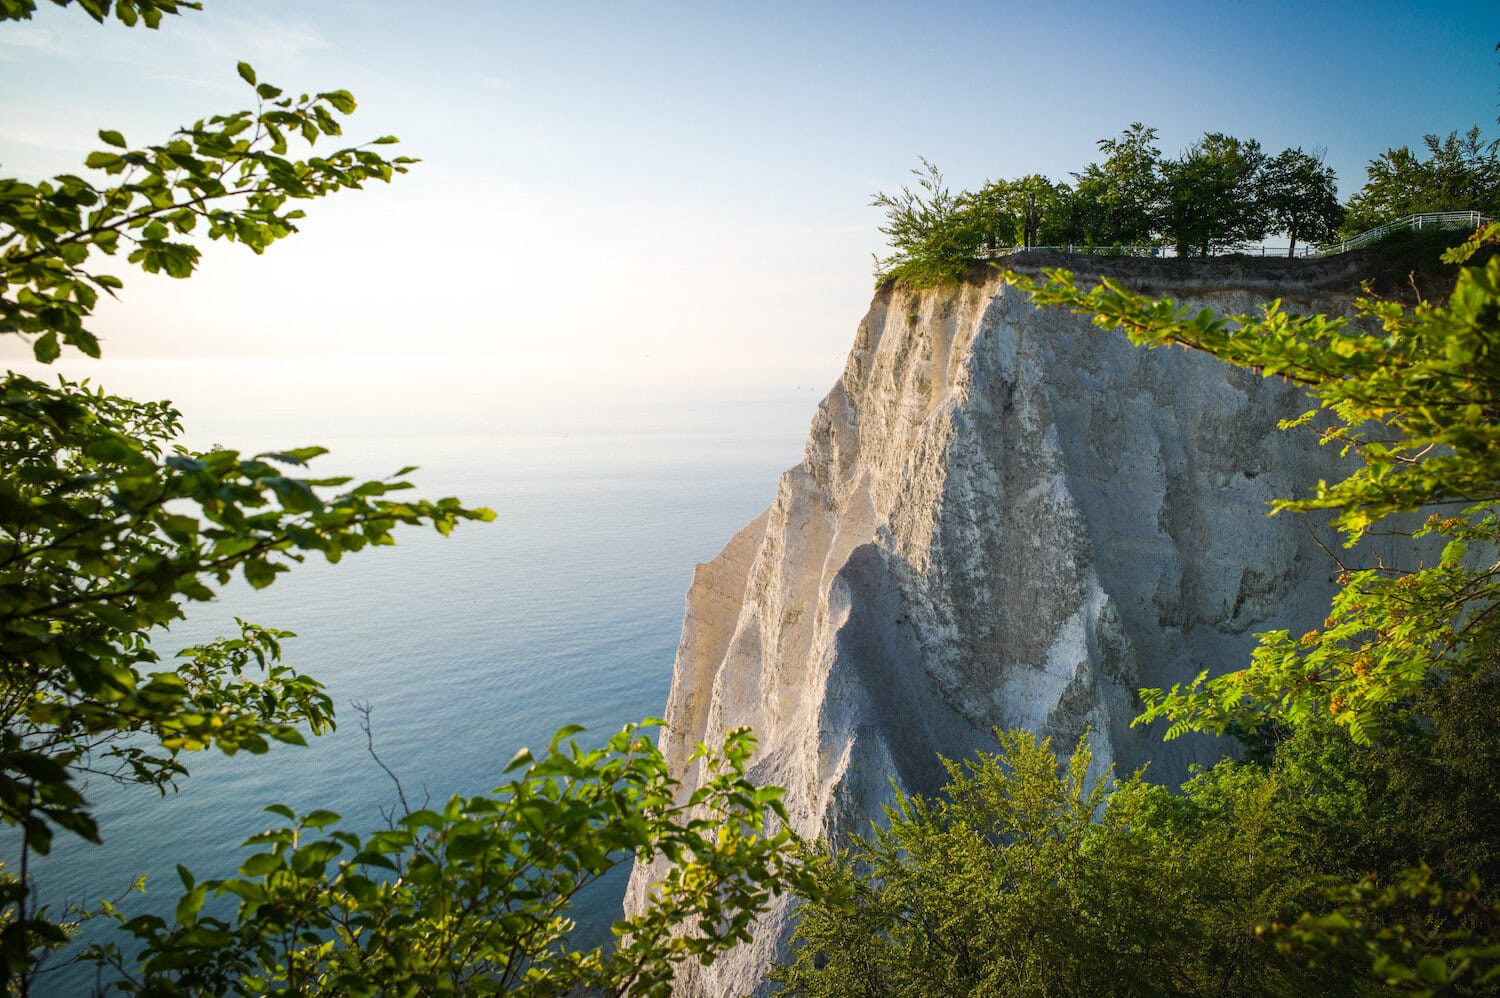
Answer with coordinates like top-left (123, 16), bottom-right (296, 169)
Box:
top-left (627, 254), bottom-right (1403, 996)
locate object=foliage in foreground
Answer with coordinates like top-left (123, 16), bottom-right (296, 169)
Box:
top-left (777, 672), bottom-right (1500, 996)
top-left (88, 724), bottom-right (809, 996)
top-left (1006, 224), bottom-right (1500, 991)
top-left (773, 730), bottom-right (1341, 997)
top-left (1, 3), bottom-right (811, 994)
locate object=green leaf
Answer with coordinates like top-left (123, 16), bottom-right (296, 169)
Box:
top-left (401, 809), bottom-right (445, 831)
top-left (175, 884), bottom-right (207, 926)
top-left (505, 747), bottom-right (534, 773)
top-left (34, 332), bottom-right (60, 363)
top-left (244, 560), bottom-right (280, 589)
top-left (98, 128), bottom-right (127, 148)
top-left (239, 852), bottom-right (282, 877)
top-left (301, 809), bottom-right (341, 829)
top-left (320, 89), bottom-right (356, 114)
top-left (550, 723), bottom-right (587, 748)
top-left (237, 61), bottom-right (257, 86)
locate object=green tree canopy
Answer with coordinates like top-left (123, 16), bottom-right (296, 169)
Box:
top-left (1342, 127), bottom-right (1500, 235)
top-left (773, 730), bottom-right (1345, 997)
top-left (1259, 147), bottom-right (1344, 256)
top-left (1073, 122), bottom-right (1165, 247)
top-left (1160, 132), bottom-right (1267, 257)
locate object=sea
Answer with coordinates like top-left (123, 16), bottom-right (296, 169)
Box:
top-left (26, 361), bottom-right (827, 995)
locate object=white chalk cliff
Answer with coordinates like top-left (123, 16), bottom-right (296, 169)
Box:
top-left (626, 256), bottom-right (1390, 996)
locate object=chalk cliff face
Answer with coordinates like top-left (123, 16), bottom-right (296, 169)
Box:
top-left (627, 257), bottom-right (1383, 996)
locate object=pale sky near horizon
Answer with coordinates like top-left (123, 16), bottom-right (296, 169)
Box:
top-left (2, 0), bottom-right (1497, 393)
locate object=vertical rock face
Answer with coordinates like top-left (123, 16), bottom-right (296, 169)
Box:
top-left (628, 258), bottom-right (1382, 996)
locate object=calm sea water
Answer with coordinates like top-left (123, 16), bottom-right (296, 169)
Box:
top-left (29, 364), bottom-right (824, 995)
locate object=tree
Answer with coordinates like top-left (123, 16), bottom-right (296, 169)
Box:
top-left (1073, 122), bottom-right (1165, 247)
top-left (994, 174), bottom-right (1069, 249)
top-left (1259, 147), bottom-right (1343, 256)
top-left (955, 174), bottom-right (1070, 254)
top-left (1342, 127), bottom-right (1500, 235)
top-left (870, 158), bottom-right (978, 286)
top-left (1, 3), bottom-right (810, 992)
top-left (1160, 132), bottom-right (1267, 257)
top-left (871, 168), bottom-right (1077, 286)
top-left (955, 179), bottom-right (1023, 254)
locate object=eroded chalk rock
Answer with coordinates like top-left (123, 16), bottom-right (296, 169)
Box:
top-left (627, 257), bottom-right (1389, 996)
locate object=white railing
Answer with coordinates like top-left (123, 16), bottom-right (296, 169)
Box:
top-left (1232, 243), bottom-right (1319, 258)
top-left (978, 242), bottom-right (1316, 259)
top-left (976, 210), bottom-right (1491, 262)
top-left (978, 243), bottom-right (1172, 258)
top-left (1315, 210), bottom-right (1492, 255)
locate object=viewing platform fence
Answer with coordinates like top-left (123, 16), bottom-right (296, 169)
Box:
top-left (975, 210), bottom-right (1491, 263)
top-left (1317, 210), bottom-right (1492, 255)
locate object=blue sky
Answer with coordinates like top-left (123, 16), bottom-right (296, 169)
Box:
top-left (1, 0), bottom-right (1496, 387)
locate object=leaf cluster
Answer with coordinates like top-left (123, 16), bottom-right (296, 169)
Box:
top-left (0, 371), bottom-right (493, 984)
top-left (0, 63), bottom-right (412, 362)
top-left (86, 724), bottom-right (815, 997)
top-left (0, 0), bottom-right (200, 29)
top-left (1270, 865), bottom-right (1500, 996)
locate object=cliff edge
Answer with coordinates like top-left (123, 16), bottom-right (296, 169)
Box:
top-left (627, 255), bottom-right (1402, 996)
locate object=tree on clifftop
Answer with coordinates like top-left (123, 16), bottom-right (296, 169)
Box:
top-left (1259, 147), bottom-right (1343, 256)
top-left (1161, 132), bottom-right (1267, 257)
top-left (1071, 122), bottom-right (1165, 247)
top-left (1342, 127), bottom-right (1500, 234)
top-left (870, 158), bottom-right (975, 285)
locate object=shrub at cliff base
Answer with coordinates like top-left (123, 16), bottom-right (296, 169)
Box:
top-left (0, 2), bottom-right (812, 994)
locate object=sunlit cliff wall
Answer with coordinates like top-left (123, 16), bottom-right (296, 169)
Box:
top-left (627, 254), bottom-right (1399, 996)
